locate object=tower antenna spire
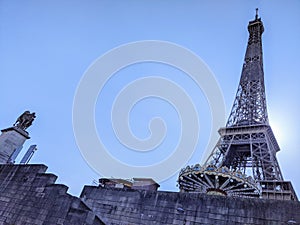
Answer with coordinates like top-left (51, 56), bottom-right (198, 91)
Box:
top-left (255, 8), bottom-right (259, 19)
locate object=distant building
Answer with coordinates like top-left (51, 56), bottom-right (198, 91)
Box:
top-left (99, 178), bottom-right (160, 191)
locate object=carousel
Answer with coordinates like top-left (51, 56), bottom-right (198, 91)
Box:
top-left (178, 164), bottom-right (261, 198)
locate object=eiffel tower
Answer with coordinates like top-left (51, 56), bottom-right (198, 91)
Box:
top-left (178, 10), bottom-right (298, 201)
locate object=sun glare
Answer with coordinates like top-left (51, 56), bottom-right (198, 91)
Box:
top-left (269, 116), bottom-right (289, 148)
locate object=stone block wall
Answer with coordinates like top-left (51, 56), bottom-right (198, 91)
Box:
top-left (0, 164), bottom-right (104, 225)
top-left (1, 164), bottom-right (299, 225)
top-left (81, 186), bottom-right (300, 225)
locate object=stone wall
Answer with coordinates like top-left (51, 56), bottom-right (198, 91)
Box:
top-left (81, 185), bottom-right (300, 225)
top-left (0, 164), bottom-right (104, 225)
top-left (1, 164), bottom-right (299, 225)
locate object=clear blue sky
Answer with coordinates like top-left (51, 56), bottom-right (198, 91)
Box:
top-left (0, 1), bottom-right (299, 197)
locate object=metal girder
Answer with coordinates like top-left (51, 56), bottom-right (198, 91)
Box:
top-left (205, 125), bottom-right (283, 181)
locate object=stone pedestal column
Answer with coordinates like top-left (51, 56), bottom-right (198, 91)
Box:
top-left (0, 127), bottom-right (30, 164)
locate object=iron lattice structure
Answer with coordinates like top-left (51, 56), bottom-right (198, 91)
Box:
top-left (226, 12), bottom-right (267, 128)
top-left (178, 11), bottom-right (298, 201)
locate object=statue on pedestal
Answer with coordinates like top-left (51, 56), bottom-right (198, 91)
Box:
top-left (13, 111), bottom-right (36, 131)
